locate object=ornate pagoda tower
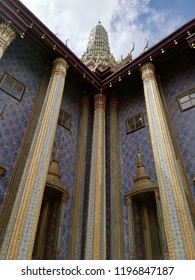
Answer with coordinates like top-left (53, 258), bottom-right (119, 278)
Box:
top-left (81, 21), bottom-right (133, 72)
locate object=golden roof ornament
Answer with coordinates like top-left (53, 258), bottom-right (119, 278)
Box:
top-left (46, 145), bottom-right (68, 196)
top-left (128, 148), bottom-right (157, 197)
top-left (81, 22), bottom-right (134, 72)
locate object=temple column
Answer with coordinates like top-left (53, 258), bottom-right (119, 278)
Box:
top-left (0, 23), bottom-right (16, 59)
top-left (141, 62), bottom-right (195, 259)
top-left (109, 94), bottom-right (125, 259)
top-left (85, 92), bottom-right (106, 259)
top-left (126, 196), bottom-right (136, 259)
top-left (0, 58), bottom-right (68, 259)
top-left (68, 95), bottom-right (89, 259)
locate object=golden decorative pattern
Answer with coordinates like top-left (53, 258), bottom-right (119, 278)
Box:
top-left (0, 23), bottom-right (16, 59)
top-left (85, 92), bottom-right (106, 259)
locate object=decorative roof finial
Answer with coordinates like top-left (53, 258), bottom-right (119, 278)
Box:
top-left (126, 148), bottom-right (157, 196)
top-left (142, 38), bottom-right (148, 53)
top-left (129, 42), bottom-right (135, 56)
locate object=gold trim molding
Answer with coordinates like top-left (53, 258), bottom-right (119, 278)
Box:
top-left (0, 23), bottom-right (16, 59)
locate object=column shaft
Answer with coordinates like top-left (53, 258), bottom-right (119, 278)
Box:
top-left (109, 95), bottom-right (125, 259)
top-left (0, 58), bottom-right (68, 259)
top-left (141, 62), bottom-right (195, 259)
top-left (85, 93), bottom-right (106, 259)
top-left (68, 95), bottom-right (89, 259)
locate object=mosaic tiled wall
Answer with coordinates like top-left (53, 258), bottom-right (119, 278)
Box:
top-left (50, 75), bottom-right (82, 259)
top-left (158, 48), bottom-right (195, 196)
top-left (0, 37), bottom-right (47, 213)
top-left (118, 78), bottom-right (157, 258)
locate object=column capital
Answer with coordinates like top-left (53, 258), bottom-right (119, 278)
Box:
top-left (0, 23), bottom-right (16, 59)
top-left (94, 92), bottom-right (106, 111)
top-left (140, 62), bottom-right (155, 81)
top-left (81, 95), bottom-right (89, 107)
top-left (109, 92), bottom-right (119, 108)
top-left (52, 58), bottom-right (69, 77)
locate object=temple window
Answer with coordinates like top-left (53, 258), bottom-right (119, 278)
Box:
top-left (177, 90), bottom-right (195, 111)
top-left (0, 72), bottom-right (25, 101)
top-left (126, 113), bottom-right (145, 134)
top-left (58, 109), bottom-right (71, 130)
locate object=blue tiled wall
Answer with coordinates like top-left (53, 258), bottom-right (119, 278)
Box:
top-left (118, 79), bottom-right (157, 258)
top-left (158, 48), bottom-right (195, 196)
top-left (50, 76), bottom-right (82, 259)
top-left (0, 37), bottom-right (47, 212)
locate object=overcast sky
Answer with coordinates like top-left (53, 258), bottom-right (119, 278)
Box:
top-left (20, 0), bottom-right (195, 60)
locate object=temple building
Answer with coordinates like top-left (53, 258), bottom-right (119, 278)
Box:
top-left (0, 0), bottom-right (195, 260)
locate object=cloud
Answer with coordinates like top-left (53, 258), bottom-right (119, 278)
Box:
top-left (20, 0), bottom-right (185, 60)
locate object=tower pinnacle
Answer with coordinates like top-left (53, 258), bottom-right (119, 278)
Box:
top-left (81, 22), bottom-right (133, 72)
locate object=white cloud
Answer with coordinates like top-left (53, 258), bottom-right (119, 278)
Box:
top-left (20, 0), bottom-right (185, 60)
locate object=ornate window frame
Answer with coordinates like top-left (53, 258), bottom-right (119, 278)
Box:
top-left (177, 88), bottom-right (195, 112)
top-left (0, 72), bottom-right (26, 101)
top-left (126, 112), bottom-right (145, 134)
top-left (58, 109), bottom-right (71, 130)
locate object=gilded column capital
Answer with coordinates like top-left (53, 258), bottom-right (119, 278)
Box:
top-left (81, 95), bottom-right (89, 107)
top-left (140, 62), bottom-right (155, 81)
top-left (94, 92), bottom-right (106, 111)
top-left (0, 23), bottom-right (16, 59)
top-left (52, 57), bottom-right (69, 77)
top-left (109, 92), bottom-right (119, 109)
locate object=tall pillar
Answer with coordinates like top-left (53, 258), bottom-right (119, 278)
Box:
top-left (85, 92), bottom-right (106, 259)
top-left (68, 95), bottom-right (89, 259)
top-left (0, 23), bottom-right (16, 59)
top-left (141, 62), bottom-right (195, 259)
top-left (109, 94), bottom-right (125, 259)
top-left (0, 58), bottom-right (68, 259)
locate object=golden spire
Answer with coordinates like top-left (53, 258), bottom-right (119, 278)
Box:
top-left (46, 145), bottom-right (68, 194)
top-left (129, 148), bottom-right (157, 196)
